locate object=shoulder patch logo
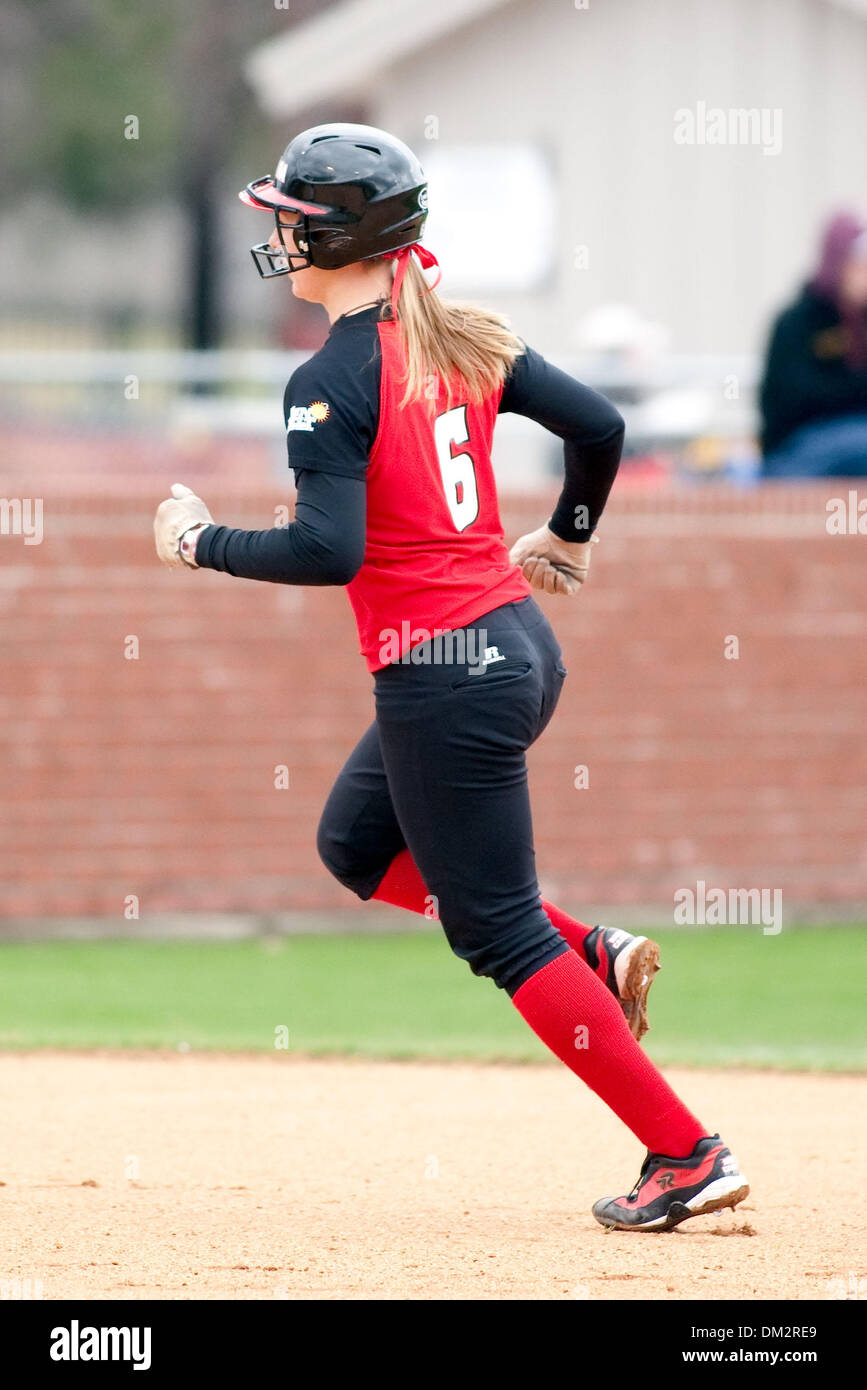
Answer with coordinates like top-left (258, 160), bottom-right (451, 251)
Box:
top-left (287, 401), bottom-right (331, 433)
top-left (286, 405), bottom-right (314, 433)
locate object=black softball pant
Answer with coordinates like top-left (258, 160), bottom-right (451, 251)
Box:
top-left (316, 596), bottom-right (573, 995)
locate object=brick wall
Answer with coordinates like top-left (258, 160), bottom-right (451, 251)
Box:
top-left (3, 432), bottom-right (866, 923)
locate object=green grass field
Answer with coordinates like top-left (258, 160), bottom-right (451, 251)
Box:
top-left (0, 926), bottom-right (864, 1071)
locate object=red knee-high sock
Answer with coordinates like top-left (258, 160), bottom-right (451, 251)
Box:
top-left (376, 851), bottom-right (703, 1155)
top-left (375, 852), bottom-right (594, 957)
top-left (373, 849), bottom-right (432, 912)
top-left (513, 951), bottom-right (705, 1157)
top-left (538, 899), bottom-right (593, 953)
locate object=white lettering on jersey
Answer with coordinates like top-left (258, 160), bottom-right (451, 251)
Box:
top-left (433, 405), bottom-right (480, 532)
top-left (286, 405), bottom-right (315, 433)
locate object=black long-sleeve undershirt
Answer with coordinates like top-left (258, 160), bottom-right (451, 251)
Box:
top-left (499, 344), bottom-right (625, 543)
top-left (194, 469), bottom-right (366, 585)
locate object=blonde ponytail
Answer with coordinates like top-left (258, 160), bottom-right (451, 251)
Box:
top-left (383, 254), bottom-right (525, 412)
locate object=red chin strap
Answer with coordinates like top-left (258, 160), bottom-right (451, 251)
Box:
top-left (383, 244), bottom-right (442, 316)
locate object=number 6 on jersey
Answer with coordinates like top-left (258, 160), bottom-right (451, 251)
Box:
top-left (434, 405), bottom-right (480, 531)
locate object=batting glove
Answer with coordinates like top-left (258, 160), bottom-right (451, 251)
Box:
top-left (154, 483), bottom-right (214, 568)
top-left (509, 525), bottom-right (599, 597)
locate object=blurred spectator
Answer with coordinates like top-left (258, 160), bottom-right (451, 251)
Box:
top-left (759, 211), bottom-right (867, 476)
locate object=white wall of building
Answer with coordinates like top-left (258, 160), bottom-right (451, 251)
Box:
top-left (5, 0), bottom-right (867, 361)
top-left (369, 0), bottom-right (867, 357)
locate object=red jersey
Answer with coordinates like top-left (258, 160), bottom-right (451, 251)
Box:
top-left (196, 305), bottom-right (624, 650)
top-left (347, 316), bottom-right (530, 670)
top-left (278, 304), bottom-right (530, 671)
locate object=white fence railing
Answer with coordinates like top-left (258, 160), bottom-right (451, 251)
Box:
top-left (0, 350), bottom-right (763, 484)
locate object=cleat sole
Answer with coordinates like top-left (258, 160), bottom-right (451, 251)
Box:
top-left (618, 938), bottom-right (661, 1042)
top-left (595, 1177), bottom-right (750, 1232)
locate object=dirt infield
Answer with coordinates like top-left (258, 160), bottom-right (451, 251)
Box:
top-left (1, 1053), bottom-right (862, 1301)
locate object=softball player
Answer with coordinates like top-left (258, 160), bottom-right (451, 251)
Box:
top-left (155, 123), bottom-right (748, 1231)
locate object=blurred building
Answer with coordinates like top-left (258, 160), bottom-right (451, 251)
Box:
top-left (246, 0), bottom-right (867, 357)
top-left (4, 0), bottom-right (867, 362)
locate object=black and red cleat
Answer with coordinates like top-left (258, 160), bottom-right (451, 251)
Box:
top-left (592, 1134), bottom-right (750, 1232)
top-left (582, 926), bottom-right (661, 1042)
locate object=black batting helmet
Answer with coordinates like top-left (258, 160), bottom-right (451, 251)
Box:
top-left (239, 122), bottom-right (429, 278)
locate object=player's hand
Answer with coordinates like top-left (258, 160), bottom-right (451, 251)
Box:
top-left (509, 525), bottom-right (599, 596)
top-left (154, 483), bottom-right (214, 568)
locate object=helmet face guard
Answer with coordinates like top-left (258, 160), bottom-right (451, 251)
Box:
top-left (249, 237), bottom-right (293, 278)
top-left (241, 178), bottom-right (338, 278)
top-left (249, 211), bottom-right (310, 279)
